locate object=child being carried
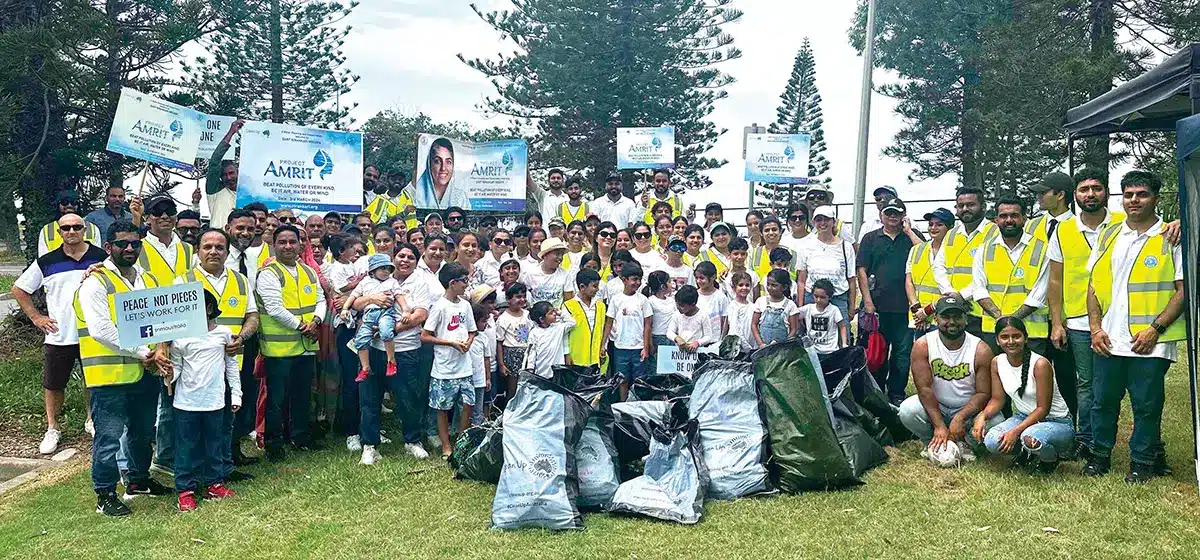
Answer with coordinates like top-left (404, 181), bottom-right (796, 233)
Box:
top-left (340, 253), bottom-right (414, 382)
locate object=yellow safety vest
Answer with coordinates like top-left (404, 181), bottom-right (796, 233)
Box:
top-left (73, 268), bottom-right (159, 387)
top-left (564, 297), bottom-right (608, 370)
top-left (40, 221), bottom-right (101, 254)
top-left (750, 245), bottom-right (793, 279)
top-left (365, 195), bottom-right (397, 224)
top-left (980, 238), bottom-right (1049, 336)
top-left (698, 247), bottom-right (731, 278)
top-left (256, 261), bottom-right (321, 358)
top-left (364, 240), bottom-right (376, 255)
top-left (682, 252), bottom-right (701, 267)
top-left (1091, 224), bottom-right (1185, 342)
top-left (559, 201), bottom-right (589, 224)
top-left (392, 191), bottom-right (419, 230)
top-left (182, 267), bottom-right (250, 366)
top-left (1053, 212), bottom-right (1125, 320)
top-left (642, 193), bottom-right (682, 224)
top-left (908, 242), bottom-right (941, 326)
top-left (137, 238), bottom-right (195, 286)
top-left (942, 222), bottom-right (998, 317)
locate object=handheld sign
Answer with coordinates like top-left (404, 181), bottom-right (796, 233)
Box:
top-left (744, 133), bottom-right (812, 184)
top-left (236, 121), bottom-right (364, 213)
top-left (114, 282), bottom-right (208, 348)
top-left (105, 88), bottom-right (205, 171)
top-left (196, 115), bottom-right (240, 160)
top-left (617, 126), bottom-right (675, 170)
top-left (656, 344), bottom-right (699, 378)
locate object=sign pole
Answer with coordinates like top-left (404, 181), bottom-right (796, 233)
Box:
top-left (852, 0), bottom-right (878, 240)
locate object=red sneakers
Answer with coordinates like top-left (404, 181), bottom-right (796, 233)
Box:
top-left (204, 483), bottom-right (237, 500)
top-left (355, 368), bottom-right (369, 383)
top-left (178, 491), bottom-right (197, 512)
top-left (385, 362), bottom-right (397, 377)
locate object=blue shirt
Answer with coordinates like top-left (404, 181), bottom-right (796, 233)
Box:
top-left (84, 207), bottom-right (133, 235)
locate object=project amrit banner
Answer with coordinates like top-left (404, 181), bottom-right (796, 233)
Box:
top-left (407, 134), bottom-right (528, 211)
top-left (743, 133), bottom-right (812, 184)
top-left (617, 126), bottom-right (676, 170)
top-left (236, 122), bottom-right (364, 213)
top-left (195, 115), bottom-right (240, 161)
top-left (105, 88), bottom-right (205, 171)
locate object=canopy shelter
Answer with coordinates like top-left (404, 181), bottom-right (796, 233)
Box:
top-left (1064, 43), bottom-right (1200, 489)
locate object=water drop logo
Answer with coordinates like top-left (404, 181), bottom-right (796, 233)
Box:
top-left (651, 136), bottom-right (662, 151)
top-left (169, 120), bottom-right (184, 141)
top-left (312, 150), bottom-right (334, 180)
top-left (783, 144), bottom-right (796, 162)
top-left (502, 151), bottom-right (514, 173)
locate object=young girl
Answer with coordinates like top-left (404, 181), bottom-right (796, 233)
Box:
top-left (753, 268), bottom-right (800, 347)
top-left (694, 261), bottom-right (729, 339)
top-left (494, 258), bottom-right (522, 308)
top-left (563, 221), bottom-right (589, 270)
top-left (630, 222), bottom-right (665, 271)
top-left (523, 301), bottom-right (577, 378)
top-left (975, 316), bottom-right (1073, 473)
top-left (726, 271), bottom-right (757, 352)
top-left (494, 282), bottom-right (532, 404)
top-left (614, 228), bottom-right (633, 252)
top-left (644, 271), bottom-right (677, 373)
top-left (468, 295), bottom-right (496, 426)
top-left (340, 253), bottom-right (411, 381)
top-left (797, 278), bottom-right (846, 355)
top-left (667, 285), bottom-right (718, 370)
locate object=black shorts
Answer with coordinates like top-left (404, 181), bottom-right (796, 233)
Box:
top-left (43, 344), bottom-right (81, 391)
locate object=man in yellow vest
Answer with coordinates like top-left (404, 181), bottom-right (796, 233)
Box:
top-left (224, 208), bottom-right (270, 462)
top-left (386, 173), bottom-right (419, 230)
top-left (179, 228), bottom-right (260, 479)
top-left (1084, 170), bottom-right (1183, 483)
top-left (558, 177), bottom-right (590, 225)
top-left (363, 165), bottom-right (397, 224)
top-left (933, 186), bottom-right (997, 340)
top-left (971, 197), bottom-right (1049, 355)
top-left (77, 220), bottom-right (173, 515)
top-left (38, 191), bottom-right (102, 256)
top-left (637, 168), bottom-right (695, 225)
top-left (254, 224), bottom-right (326, 462)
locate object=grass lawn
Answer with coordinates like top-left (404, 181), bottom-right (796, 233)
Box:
top-left (0, 274), bottom-right (17, 296)
top-left (1, 358), bottom-right (1199, 559)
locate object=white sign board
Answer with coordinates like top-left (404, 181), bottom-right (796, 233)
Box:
top-left (115, 282), bottom-right (208, 348)
top-left (744, 133), bottom-right (812, 184)
top-left (235, 121), bottom-right (364, 213)
top-left (105, 88), bottom-right (205, 171)
top-left (196, 115), bottom-right (240, 160)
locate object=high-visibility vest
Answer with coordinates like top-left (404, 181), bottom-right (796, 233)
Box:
top-left (980, 238), bottom-right (1049, 336)
top-left (73, 268), bottom-right (158, 387)
top-left (564, 297), bottom-right (607, 370)
top-left (559, 201), bottom-right (589, 224)
top-left (750, 245), bottom-right (792, 279)
top-left (365, 195), bottom-right (397, 224)
top-left (40, 221), bottom-right (101, 255)
top-left (1091, 223), bottom-right (1185, 342)
top-left (682, 252), bottom-right (700, 267)
top-left (698, 247), bottom-right (731, 278)
top-left (256, 262), bottom-right (321, 357)
top-left (392, 191), bottom-right (419, 230)
top-left (942, 222), bottom-right (998, 317)
top-left (1053, 212), bottom-right (1125, 320)
top-left (908, 241), bottom-right (941, 326)
top-left (182, 267), bottom-right (250, 366)
top-left (138, 237), bottom-right (195, 286)
top-left (642, 193), bottom-right (682, 224)
top-left (364, 240), bottom-right (376, 255)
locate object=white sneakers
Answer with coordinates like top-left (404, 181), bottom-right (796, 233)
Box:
top-left (360, 445), bottom-right (381, 465)
top-left (346, 435), bottom-right (362, 452)
top-left (84, 419), bottom-right (95, 437)
top-left (39, 429), bottom-right (61, 455)
top-left (406, 443), bottom-right (430, 460)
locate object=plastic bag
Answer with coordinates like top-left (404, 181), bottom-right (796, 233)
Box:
top-left (450, 421), bottom-right (504, 484)
top-left (576, 409), bottom-right (621, 509)
top-left (611, 400), bottom-right (673, 480)
top-left (688, 358), bottom-right (772, 499)
top-left (820, 347), bottom-right (914, 446)
top-left (629, 373), bottom-right (693, 402)
top-left (491, 374), bottom-right (591, 530)
top-left (606, 420), bottom-right (709, 524)
top-left (552, 364), bottom-right (621, 409)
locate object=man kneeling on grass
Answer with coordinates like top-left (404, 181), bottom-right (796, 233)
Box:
top-left (421, 262), bottom-right (477, 460)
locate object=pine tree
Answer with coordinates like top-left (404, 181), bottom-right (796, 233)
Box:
top-left (182, 0), bottom-right (360, 127)
top-left (759, 38), bottom-right (830, 208)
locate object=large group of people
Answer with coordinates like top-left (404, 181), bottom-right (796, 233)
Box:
top-left (13, 121), bottom-right (1188, 516)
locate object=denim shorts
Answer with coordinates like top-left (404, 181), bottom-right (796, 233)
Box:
top-left (428, 377), bottom-right (476, 411)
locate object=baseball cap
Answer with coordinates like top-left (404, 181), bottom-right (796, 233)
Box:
top-left (813, 205), bottom-right (837, 220)
top-left (805, 184), bottom-right (832, 195)
top-left (1031, 171), bottom-right (1072, 194)
top-left (423, 212), bottom-right (442, 224)
top-left (605, 171), bottom-right (622, 183)
top-left (547, 217), bottom-right (566, 229)
top-left (934, 295), bottom-right (970, 315)
top-left (705, 202), bottom-right (723, 213)
top-left (366, 253), bottom-right (393, 273)
top-left (147, 195), bottom-right (177, 214)
top-left (881, 199), bottom-right (907, 215)
top-left (923, 208), bottom-right (955, 226)
top-left (709, 221), bottom-right (733, 235)
top-left (873, 185), bottom-right (898, 198)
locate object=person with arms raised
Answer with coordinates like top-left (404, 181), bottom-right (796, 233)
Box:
top-left (204, 119), bottom-right (244, 229)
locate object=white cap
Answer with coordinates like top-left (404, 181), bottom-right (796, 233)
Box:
top-left (813, 205), bottom-right (837, 219)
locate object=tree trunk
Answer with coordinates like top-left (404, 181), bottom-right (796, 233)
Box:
top-left (960, 60), bottom-right (983, 195)
top-left (269, 0), bottom-right (284, 123)
top-left (1084, 0), bottom-right (1115, 171)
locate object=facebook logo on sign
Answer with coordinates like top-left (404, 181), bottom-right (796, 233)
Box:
top-left (140, 325), bottom-right (154, 338)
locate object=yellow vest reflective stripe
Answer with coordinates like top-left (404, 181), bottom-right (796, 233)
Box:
top-left (943, 222), bottom-right (997, 317)
top-left (365, 195), bottom-right (397, 224)
top-left (642, 194), bottom-right (682, 224)
top-left (365, 240), bottom-right (377, 255)
top-left (564, 298), bottom-right (608, 369)
top-left (559, 201), bottom-right (589, 224)
top-left (183, 267), bottom-right (250, 366)
top-left (392, 191), bottom-right (419, 230)
top-left (1091, 225), bottom-right (1184, 342)
top-left (980, 238), bottom-right (1049, 336)
top-left (908, 242), bottom-right (940, 325)
top-left (74, 269), bottom-right (159, 387)
top-left (41, 222), bottom-right (101, 254)
top-left (256, 262), bottom-right (321, 357)
top-left (253, 244), bottom-right (275, 269)
top-left (699, 248), bottom-right (730, 278)
top-left (137, 239), bottom-right (195, 286)
top-left (1054, 212), bottom-right (1126, 319)
top-left (682, 252), bottom-right (700, 268)
top-left (1024, 214), bottom-right (1047, 242)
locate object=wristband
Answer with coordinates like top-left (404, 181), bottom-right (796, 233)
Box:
top-left (1151, 321), bottom-right (1166, 335)
top-left (909, 303), bottom-right (921, 313)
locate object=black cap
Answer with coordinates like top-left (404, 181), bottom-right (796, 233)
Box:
top-left (605, 171), bottom-right (622, 183)
top-left (934, 295), bottom-right (970, 315)
top-left (55, 191), bottom-right (80, 205)
top-left (147, 195), bottom-right (177, 213)
top-left (881, 199), bottom-right (906, 215)
top-left (705, 202), bottom-right (723, 213)
top-left (923, 208), bottom-right (955, 226)
top-left (1031, 171), bottom-right (1073, 194)
top-left (873, 185), bottom-right (898, 198)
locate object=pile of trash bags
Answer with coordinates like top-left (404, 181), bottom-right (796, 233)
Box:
top-left (464, 339), bottom-right (902, 530)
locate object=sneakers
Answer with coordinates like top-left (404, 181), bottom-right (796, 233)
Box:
top-left (406, 443), bottom-right (429, 460)
top-left (386, 361), bottom-right (397, 377)
top-left (360, 445), bottom-right (381, 465)
top-left (1073, 440), bottom-right (1093, 462)
top-left (149, 462), bottom-right (174, 477)
top-left (85, 418), bottom-right (95, 438)
top-left (1153, 451), bottom-right (1172, 476)
top-left (355, 368), bottom-right (369, 383)
top-left (178, 491), bottom-right (198, 512)
top-left (39, 428), bottom-right (61, 455)
top-left (1126, 462), bottom-right (1156, 484)
top-left (346, 435), bottom-right (362, 452)
top-left (1083, 458), bottom-right (1111, 477)
top-left (122, 479), bottom-right (172, 500)
top-left (204, 483), bottom-right (237, 500)
top-left (96, 493), bottom-right (132, 516)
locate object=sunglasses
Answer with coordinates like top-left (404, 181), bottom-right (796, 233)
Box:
top-left (493, 238), bottom-right (513, 245)
top-left (112, 239), bottom-right (143, 250)
top-left (597, 231), bottom-right (616, 239)
top-left (634, 232), bottom-right (652, 239)
top-left (59, 224), bottom-right (85, 232)
top-left (451, 275), bottom-right (469, 284)
top-left (806, 193), bottom-right (828, 200)
top-left (150, 208), bottom-right (177, 217)
top-left (447, 215), bottom-right (464, 222)
top-left (788, 214), bottom-right (806, 222)
top-left (279, 217), bottom-right (298, 224)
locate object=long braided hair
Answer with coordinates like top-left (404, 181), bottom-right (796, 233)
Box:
top-left (995, 316), bottom-right (1032, 398)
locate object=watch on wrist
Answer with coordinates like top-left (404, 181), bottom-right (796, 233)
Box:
top-left (1151, 321), bottom-right (1166, 335)
top-left (909, 303), bottom-right (921, 313)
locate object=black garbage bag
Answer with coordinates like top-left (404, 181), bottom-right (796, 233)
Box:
top-left (753, 340), bottom-right (861, 492)
top-left (450, 420), bottom-right (504, 484)
top-left (629, 373), bottom-right (693, 402)
top-left (606, 420), bottom-right (709, 524)
top-left (552, 364), bottom-right (621, 409)
top-left (491, 373), bottom-right (591, 530)
top-left (611, 400), bottom-right (672, 480)
top-left (819, 347), bottom-right (914, 445)
top-left (688, 358), bottom-right (773, 499)
top-left (826, 371), bottom-right (889, 477)
top-left (576, 408), bottom-right (621, 509)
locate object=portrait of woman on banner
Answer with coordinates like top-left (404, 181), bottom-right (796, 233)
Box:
top-left (410, 136), bottom-right (471, 210)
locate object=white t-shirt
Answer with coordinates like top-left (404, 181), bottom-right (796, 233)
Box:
top-left (647, 295), bottom-right (677, 336)
top-left (631, 248), bottom-right (665, 271)
top-left (600, 276), bottom-right (625, 304)
top-left (606, 291), bottom-right (652, 350)
top-left (996, 351), bottom-right (1069, 418)
top-left (423, 296), bottom-right (477, 380)
top-left (666, 311), bottom-right (718, 347)
top-left (469, 323), bottom-right (496, 389)
top-left (727, 299), bottom-right (756, 351)
top-left (722, 267), bottom-right (759, 301)
top-left (520, 266), bottom-right (573, 308)
top-left (655, 262), bottom-right (696, 292)
top-left (170, 326), bottom-right (240, 412)
top-left (799, 303), bottom-right (843, 354)
top-left (795, 236), bottom-right (856, 295)
top-left (539, 190), bottom-right (570, 221)
top-left (696, 289), bottom-right (729, 336)
top-left (495, 309), bottom-right (533, 348)
top-left (14, 244), bottom-right (108, 346)
top-left (591, 195), bottom-right (639, 228)
top-left (523, 316), bottom-right (576, 378)
top-left (370, 272), bottom-right (432, 353)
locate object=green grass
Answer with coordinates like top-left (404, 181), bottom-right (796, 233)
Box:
top-left (2, 359), bottom-right (1200, 559)
top-left (0, 274), bottom-right (17, 295)
top-left (0, 349), bottom-right (88, 436)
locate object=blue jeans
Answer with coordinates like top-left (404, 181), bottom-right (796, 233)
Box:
top-left (217, 387), bottom-right (235, 480)
top-left (173, 408), bottom-right (223, 492)
top-left (89, 373), bottom-right (158, 495)
top-left (1091, 354), bottom-right (1170, 465)
top-left (336, 326), bottom-right (361, 437)
top-left (897, 395), bottom-right (1002, 447)
top-left (612, 348), bottom-right (646, 383)
top-left (876, 312), bottom-right (913, 401)
top-left (360, 347), bottom-right (422, 446)
top-left (984, 413), bottom-right (1075, 462)
top-left (353, 306), bottom-right (397, 350)
top-left (418, 344), bottom-right (437, 438)
top-left (758, 307), bottom-right (790, 346)
top-left (233, 335), bottom-right (260, 441)
top-left (154, 383), bottom-right (174, 469)
top-left (1067, 329), bottom-right (1095, 445)
top-left (471, 387), bottom-right (486, 426)
top-left (264, 355), bottom-right (314, 451)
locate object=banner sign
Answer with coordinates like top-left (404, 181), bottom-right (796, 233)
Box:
top-left (744, 133), bottom-right (812, 184)
top-left (196, 115), bottom-right (240, 160)
top-left (617, 126), bottom-right (676, 170)
top-left (115, 282), bottom-right (208, 348)
top-left (236, 122), bottom-right (364, 213)
top-left (407, 134), bottom-right (528, 212)
top-left (105, 88), bottom-right (205, 171)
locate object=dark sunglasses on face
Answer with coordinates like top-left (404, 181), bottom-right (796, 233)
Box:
top-left (279, 217), bottom-right (298, 224)
top-left (493, 238), bottom-right (513, 245)
top-left (597, 231), bottom-right (616, 239)
top-left (112, 239), bottom-right (143, 250)
top-left (634, 232), bottom-right (652, 239)
top-left (150, 208), bottom-right (177, 217)
top-left (447, 216), bottom-right (463, 222)
top-left (451, 275), bottom-right (469, 284)
top-left (806, 193), bottom-right (827, 200)
top-left (60, 224), bottom-right (85, 232)
top-left (788, 214), bottom-right (805, 222)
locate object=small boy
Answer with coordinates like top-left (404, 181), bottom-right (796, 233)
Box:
top-left (723, 237), bottom-right (760, 301)
top-left (659, 236), bottom-right (696, 292)
top-left (524, 300), bottom-right (577, 378)
top-left (171, 290), bottom-right (241, 512)
top-left (601, 263), bottom-right (653, 400)
top-left (564, 269), bottom-right (607, 369)
top-left (799, 278), bottom-right (847, 356)
top-left (666, 285), bottom-right (718, 374)
top-left (769, 246), bottom-right (794, 274)
top-left (600, 249), bottom-right (634, 303)
top-left (421, 262), bottom-right (478, 458)
top-left (468, 287), bottom-right (496, 425)
top-left (341, 253), bottom-right (411, 382)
